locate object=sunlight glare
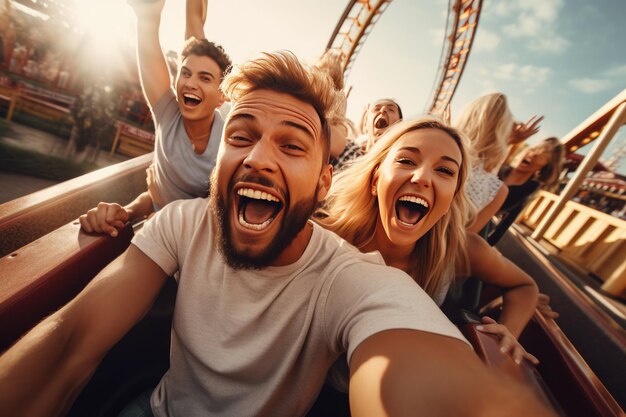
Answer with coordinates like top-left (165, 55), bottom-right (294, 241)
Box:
top-left (74, 0), bottom-right (135, 55)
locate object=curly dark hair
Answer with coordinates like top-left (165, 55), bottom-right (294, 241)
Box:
top-left (181, 37), bottom-right (232, 79)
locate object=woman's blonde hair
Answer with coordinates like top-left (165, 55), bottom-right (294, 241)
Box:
top-left (315, 48), bottom-right (345, 91)
top-left (314, 49), bottom-right (350, 130)
top-left (317, 117), bottom-right (474, 297)
top-left (455, 93), bottom-right (514, 172)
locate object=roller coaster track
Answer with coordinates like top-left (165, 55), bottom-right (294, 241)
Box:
top-left (326, 0), bottom-right (482, 114)
top-left (325, 0), bottom-right (393, 81)
top-left (427, 0), bottom-right (482, 115)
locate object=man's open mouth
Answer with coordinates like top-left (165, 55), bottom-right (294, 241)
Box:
top-left (395, 195), bottom-right (430, 226)
top-left (236, 188), bottom-right (283, 231)
top-left (183, 92), bottom-right (202, 107)
top-left (374, 116), bottom-right (389, 130)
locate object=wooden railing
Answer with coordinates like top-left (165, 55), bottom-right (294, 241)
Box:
top-left (519, 190), bottom-right (626, 298)
top-left (0, 153), bottom-right (152, 258)
top-left (0, 84), bottom-right (72, 125)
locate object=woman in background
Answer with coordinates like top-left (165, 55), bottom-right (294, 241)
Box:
top-left (317, 117), bottom-right (539, 364)
top-left (487, 137), bottom-right (565, 246)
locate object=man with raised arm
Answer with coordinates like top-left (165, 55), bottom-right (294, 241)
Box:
top-left (79, 0), bottom-right (231, 236)
top-left (0, 52), bottom-right (555, 417)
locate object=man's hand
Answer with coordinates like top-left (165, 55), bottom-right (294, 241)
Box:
top-left (79, 203), bottom-right (130, 237)
top-left (127, 0), bottom-right (166, 19)
top-left (508, 115), bottom-right (544, 145)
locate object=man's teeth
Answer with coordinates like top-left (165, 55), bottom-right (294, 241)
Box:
top-left (237, 188), bottom-right (280, 202)
top-left (184, 93), bottom-right (201, 100)
top-left (238, 212), bottom-right (273, 230)
top-left (398, 195), bottom-right (429, 208)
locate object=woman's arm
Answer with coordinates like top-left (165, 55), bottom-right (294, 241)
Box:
top-left (468, 233), bottom-right (538, 336)
top-left (468, 184), bottom-right (508, 234)
top-left (467, 233), bottom-right (539, 363)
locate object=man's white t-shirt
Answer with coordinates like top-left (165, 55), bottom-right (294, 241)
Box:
top-left (132, 198), bottom-right (468, 417)
top-left (151, 91), bottom-right (224, 209)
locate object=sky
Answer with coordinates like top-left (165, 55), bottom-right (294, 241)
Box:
top-left (47, 0), bottom-right (626, 173)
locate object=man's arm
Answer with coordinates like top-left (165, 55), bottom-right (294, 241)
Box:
top-left (128, 0), bottom-right (171, 108)
top-left (0, 245), bottom-right (167, 417)
top-left (349, 330), bottom-right (556, 417)
top-left (79, 191), bottom-right (155, 237)
top-left (186, 0), bottom-right (207, 40)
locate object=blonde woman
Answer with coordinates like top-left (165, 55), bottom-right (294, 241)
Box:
top-left (317, 117), bottom-right (539, 364)
top-left (455, 93), bottom-right (515, 233)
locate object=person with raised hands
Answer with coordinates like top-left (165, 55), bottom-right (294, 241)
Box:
top-left (79, 0), bottom-right (231, 237)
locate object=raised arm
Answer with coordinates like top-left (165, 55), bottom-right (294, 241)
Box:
top-left (0, 245), bottom-right (168, 417)
top-left (349, 329), bottom-right (556, 417)
top-left (186, 0), bottom-right (207, 40)
top-left (128, 0), bottom-right (172, 108)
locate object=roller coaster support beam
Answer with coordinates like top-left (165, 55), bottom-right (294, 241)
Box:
top-left (326, 0), bottom-right (393, 81)
top-left (532, 102), bottom-right (626, 241)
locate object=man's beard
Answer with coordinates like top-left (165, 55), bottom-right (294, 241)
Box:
top-left (209, 172), bottom-right (319, 270)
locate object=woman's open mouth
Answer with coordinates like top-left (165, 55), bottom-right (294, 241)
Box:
top-left (236, 188), bottom-right (283, 231)
top-left (395, 195), bottom-right (430, 226)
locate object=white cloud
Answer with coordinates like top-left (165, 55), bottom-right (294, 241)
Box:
top-left (569, 78), bottom-right (611, 94)
top-left (495, 0), bottom-right (568, 54)
top-left (603, 64), bottom-right (626, 78)
top-left (504, 13), bottom-right (540, 38)
top-left (474, 28), bottom-right (500, 51)
top-left (497, 0), bottom-right (563, 21)
top-left (519, 0), bottom-right (562, 21)
top-left (492, 2), bottom-right (513, 17)
top-left (429, 28), bottom-right (445, 47)
top-left (494, 63), bottom-right (517, 80)
top-left (491, 63), bottom-right (551, 93)
top-left (519, 65), bottom-right (551, 85)
top-left (529, 35), bottom-right (570, 53)
top-left (480, 78), bottom-right (496, 92)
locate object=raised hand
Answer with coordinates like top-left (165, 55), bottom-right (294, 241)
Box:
top-left (508, 115), bottom-right (544, 145)
top-left (476, 316), bottom-right (539, 366)
top-left (127, 0), bottom-right (166, 19)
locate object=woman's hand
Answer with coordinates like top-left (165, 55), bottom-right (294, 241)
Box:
top-left (508, 115), bottom-right (544, 145)
top-left (476, 316), bottom-right (539, 366)
top-left (537, 293), bottom-right (559, 319)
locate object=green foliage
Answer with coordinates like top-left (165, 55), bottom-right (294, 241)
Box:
top-left (0, 141), bottom-right (97, 181)
top-left (0, 118), bottom-right (9, 138)
top-left (71, 83), bottom-right (118, 153)
top-left (11, 113), bottom-right (73, 139)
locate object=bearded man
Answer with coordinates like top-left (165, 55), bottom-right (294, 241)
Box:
top-left (0, 52), bottom-right (555, 417)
